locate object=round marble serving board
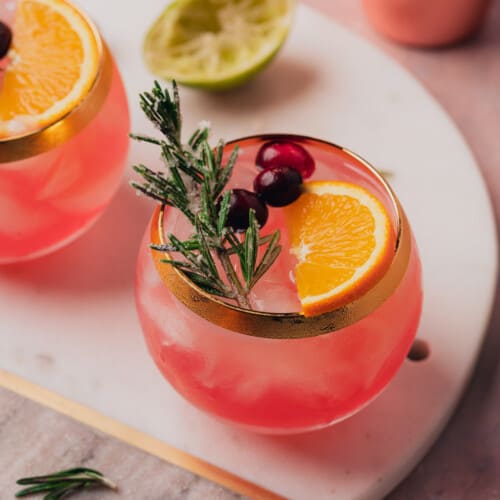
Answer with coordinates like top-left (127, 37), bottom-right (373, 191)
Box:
top-left (0, 1), bottom-right (497, 499)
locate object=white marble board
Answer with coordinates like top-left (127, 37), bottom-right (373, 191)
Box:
top-left (0, 2), bottom-right (497, 499)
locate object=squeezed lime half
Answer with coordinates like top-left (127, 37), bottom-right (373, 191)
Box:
top-left (143, 0), bottom-right (295, 90)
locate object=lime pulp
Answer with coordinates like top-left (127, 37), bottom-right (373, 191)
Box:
top-left (143, 0), bottom-right (295, 90)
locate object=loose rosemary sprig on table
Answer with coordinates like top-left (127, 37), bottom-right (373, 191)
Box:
top-left (131, 82), bottom-right (281, 309)
top-left (15, 467), bottom-right (117, 499)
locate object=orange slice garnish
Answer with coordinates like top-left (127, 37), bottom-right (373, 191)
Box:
top-left (284, 181), bottom-right (394, 317)
top-left (0, 0), bottom-right (99, 139)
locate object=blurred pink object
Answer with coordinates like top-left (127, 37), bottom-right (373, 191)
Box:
top-left (362, 0), bottom-right (492, 47)
top-left (0, 0), bottom-right (17, 24)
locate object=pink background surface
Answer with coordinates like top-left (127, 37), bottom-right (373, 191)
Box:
top-left (303, 0), bottom-right (500, 496)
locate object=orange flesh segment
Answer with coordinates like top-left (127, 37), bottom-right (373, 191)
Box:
top-left (283, 181), bottom-right (394, 317)
top-left (0, 0), bottom-right (99, 138)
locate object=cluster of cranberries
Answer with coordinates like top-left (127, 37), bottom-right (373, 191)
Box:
top-left (0, 21), bottom-right (12, 60)
top-left (226, 140), bottom-right (315, 232)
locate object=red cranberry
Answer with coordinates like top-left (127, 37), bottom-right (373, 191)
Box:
top-left (254, 166), bottom-right (302, 207)
top-left (255, 140), bottom-right (315, 179)
top-left (225, 189), bottom-right (268, 232)
top-left (0, 22), bottom-right (12, 60)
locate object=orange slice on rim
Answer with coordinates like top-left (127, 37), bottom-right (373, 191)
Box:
top-left (284, 181), bottom-right (394, 317)
top-left (0, 0), bottom-right (99, 139)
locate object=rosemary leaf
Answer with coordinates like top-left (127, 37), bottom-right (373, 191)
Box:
top-left (171, 80), bottom-right (182, 138)
top-left (242, 210), bottom-right (258, 286)
top-left (160, 259), bottom-right (202, 274)
top-left (217, 191), bottom-right (231, 236)
top-left (15, 468), bottom-right (116, 499)
top-left (128, 133), bottom-right (163, 146)
top-left (214, 140), bottom-right (224, 167)
top-left (170, 149), bottom-right (204, 181)
top-left (167, 235), bottom-right (211, 276)
top-left (131, 82), bottom-right (282, 308)
top-left (183, 272), bottom-right (228, 297)
top-left (252, 245), bottom-right (282, 289)
top-left (202, 142), bottom-right (217, 181)
top-left (44, 484), bottom-right (86, 500)
top-left (195, 217), bottom-right (219, 279)
top-left (15, 482), bottom-right (66, 496)
top-left (151, 239), bottom-right (200, 252)
top-left (195, 214), bottom-right (218, 238)
top-left (187, 128), bottom-right (201, 149)
top-left (169, 165), bottom-right (188, 194)
top-left (130, 183), bottom-right (170, 204)
top-left (251, 230), bottom-right (282, 288)
top-left (17, 468), bottom-right (103, 484)
top-left (213, 146), bottom-right (238, 199)
top-left (257, 234), bottom-right (275, 246)
top-left (224, 230), bottom-right (245, 259)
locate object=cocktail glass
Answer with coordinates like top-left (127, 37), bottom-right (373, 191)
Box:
top-left (362, 0), bottom-right (492, 47)
top-left (135, 135), bottom-right (422, 434)
top-left (0, 2), bottom-right (129, 263)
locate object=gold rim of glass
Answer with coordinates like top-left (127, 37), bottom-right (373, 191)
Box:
top-left (0, 4), bottom-right (112, 163)
top-left (150, 135), bottom-right (412, 339)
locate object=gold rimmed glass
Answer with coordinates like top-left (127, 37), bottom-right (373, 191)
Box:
top-left (0, 1), bottom-right (129, 263)
top-left (135, 135), bottom-right (423, 433)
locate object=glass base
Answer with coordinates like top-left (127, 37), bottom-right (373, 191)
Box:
top-left (208, 384), bottom-right (389, 435)
top-left (0, 212), bottom-right (101, 265)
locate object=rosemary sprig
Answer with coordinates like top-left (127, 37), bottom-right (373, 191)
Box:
top-left (15, 467), bottom-right (117, 499)
top-left (131, 82), bottom-right (281, 308)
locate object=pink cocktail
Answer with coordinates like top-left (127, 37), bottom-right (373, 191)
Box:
top-left (135, 135), bottom-right (422, 434)
top-left (0, 2), bottom-right (129, 263)
top-left (363, 0), bottom-right (492, 47)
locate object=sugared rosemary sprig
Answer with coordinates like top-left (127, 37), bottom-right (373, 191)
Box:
top-left (131, 82), bottom-right (281, 308)
top-left (15, 467), bottom-right (117, 499)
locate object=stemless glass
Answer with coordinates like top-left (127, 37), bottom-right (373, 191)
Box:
top-left (0, 2), bottom-right (129, 263)
top-left (135, 135), bottom-right (423, 434)
top-left (362, 0), bottom-right (492, 47)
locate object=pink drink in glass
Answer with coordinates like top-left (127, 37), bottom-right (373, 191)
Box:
top-left (363, 0), bottom-right (492, 47)
top-left (135, 135), bottom-right (422, 434)
top-left (0, 6), bottom-right (129, 264)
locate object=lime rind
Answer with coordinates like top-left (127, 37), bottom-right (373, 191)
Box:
top-left (143, 0), bottom-right (295, 90)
